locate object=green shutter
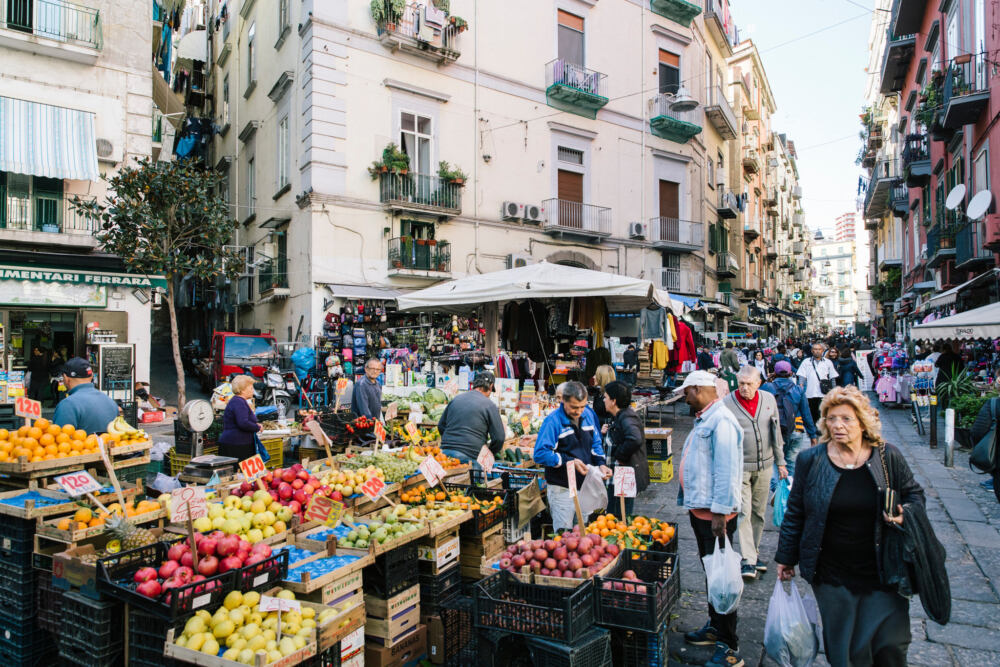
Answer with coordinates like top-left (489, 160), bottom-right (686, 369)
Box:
top-left (33, 176), bottom-right (63, 231)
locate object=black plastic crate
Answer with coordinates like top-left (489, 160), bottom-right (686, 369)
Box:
top-left (34, 570), bottom-right (63, 634)
top-left (595, 549), bottom-right (678, 633)
top-left (0, 561), bottom-right (37, 616)
top-left (474, 571), bottom-right (595, 643)
top-left (97, 541), bottom-right (237, 621)
top-left (364, 544), bottom-right (418, 598)
top-left (419, 563), bottom-right (461, 609)
top-left (0, 640), bottom-right (55, 667)
top-left (0, 518), bottom-right (35, 568)
top-left (237, 549), bottom-right (289, 592)
top-left (129, 608), bottom-right (182, 667)
top-left (645, 521), bottom-right (678, 555)
top-left (475, 629), bottom-right (534, 667)
top-left (611, 625), bottom-right (669, 667)
top-left (308, 643), bottom-right (342, 667)
top-left (60, 591), bottom-right (125, 651)
top-left (454, 485), bottom-right (513, 537)
top-left (118, 400), bottom-right (138, 428)
top-left (645, 439), bottom-right (671, 460)
top-left (172, 421), bottom-right (194, 453)
top-left (0, 613), bottom-right (49, 653)
top-left (56, 635), bottom-right (123, 667)
top-left (527, 626), bottom-right (612, 667)
top-left (441, 595), bottom-right (476, 667)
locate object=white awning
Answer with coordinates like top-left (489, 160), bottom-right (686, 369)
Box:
top-left (0, 96), bottom-right (99, 181)
top-left (923, 268), bottom-right (1000, 310)
top-left (911, 300), bottom-right (1000, 341)
top-left (730, 320), bottom-right (765, 330)
top-left (325, 284), bottom-right (403, 301)
top-left (176, 29), bottom-right (207, 62)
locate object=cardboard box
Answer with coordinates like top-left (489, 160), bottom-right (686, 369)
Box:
top-left (426, 615), bottom-right (444, 664)
top-left (302, 568), bottom-right (363, 605)
top-left (341, 625), bottom-right (365, 660)
top-left (365, 624), bottom-right (427, 667)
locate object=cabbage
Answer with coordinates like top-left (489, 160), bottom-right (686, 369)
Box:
top-left (423, 388), bottom-right (448, 406)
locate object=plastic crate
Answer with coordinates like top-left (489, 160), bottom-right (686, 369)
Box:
top-left (168, 446), bottom-right (219, 476)
top-left (117, 461), bottom-right (148, 484)
top-left (118, 400), bottom-right (138, 428)
top-left (475, 629), bottom-right (534, 667)
top-left (502, 515), bottom-right (531, 544)
top-left (0, 561), bottom-right (37, 617)
top-left (611, 625), bottom-right (669, 667)
top-left (419, 563), bottom-right (461, 613)
top-left (648, 456), bottom-right (673, 483)
top-left (0, 517), bottom-right (35, 568)
top-left (0, 640), bottom-right (55, 667)
top-left (236, 549), bottom-right (289, 592)
top-left (444, 484), bottom-right (512, 537)
top-left (647, 522), bottom-right (679, 555)
top-left (60, 591), bottom-right (125, 651)
top-left (261, 437), bottom-right (284, 469)
top-left (595, 550), bottom-right (679, 632)
top-left (34, 571), bottom-right (63, 634)
top-left (474, 571), bottom-right (596, 643)
top-left (440, 595), bottom-right (476, 667)
top-left (471, 466), bottom-right (545, 493)
top-left (0, 611), bottom-right (49, 653)
top-left (56, 634), bottom-right (123, 667)
top-left (364, 544), bottom-right (418, 599)
top-left (645, 438), bottom-right (671, 461)
top-left (309, 643), bottom-right (342, 667)
top-left (128, 608), bottom-right (183, 667)
top-left (527, 626), bottom-right (612, 667)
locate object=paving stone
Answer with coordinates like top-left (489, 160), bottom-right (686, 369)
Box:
top-left (926, 622), bottom-right (1000, 650)
top-left (955, 520), bottom-right (1000, 548)
top-left (937, 492), bottom-right (988, 523)
top-left (906, 640), bottom-right (955, 666)
top-left (949, 647), bottom-right (1000, 667)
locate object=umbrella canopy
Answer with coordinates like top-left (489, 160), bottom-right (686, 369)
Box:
top-left (395, 261), bottom-right (669, 313)
top-left (175, 29), bottom-right (207, 62)
top-left (910, 301), bottom-right (1000, 341)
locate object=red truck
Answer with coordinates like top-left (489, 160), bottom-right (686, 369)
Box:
top-left (204, 331), bottom-right (278, 389)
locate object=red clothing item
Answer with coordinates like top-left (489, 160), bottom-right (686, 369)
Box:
top-left (735, 391), bottom-right (759, 417)
top-left (673, 319), bottom-right (697, 366)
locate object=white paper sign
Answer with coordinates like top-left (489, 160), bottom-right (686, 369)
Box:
top-left (566, 460), bottom-right (577, 497)
top-left (258, 595), bottom-right (301, 613)
top-left (171, 486), bottom-right (208, 522)
top-left (477, 446), bottom-right (495, 475)
top-left (54, 471), bottom-right (102, 497)
top-left (613, 467), bottom-right (637, 498)
top-left (418, 455), bottom-right (447, 487)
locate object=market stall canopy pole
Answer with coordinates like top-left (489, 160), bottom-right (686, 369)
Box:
top-left (911, 301), bottom-right (1000, 341)
top-left (395, 261), bottom-right (670, 313)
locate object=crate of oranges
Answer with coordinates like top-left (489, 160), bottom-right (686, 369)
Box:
top-left (0, 419), bottom-right (105, 474)
top-left (36, 499), bottom-right (166, 544)
top-left (585, 515), bottom-right (677, 553)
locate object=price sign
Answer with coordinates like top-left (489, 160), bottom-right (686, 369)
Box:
top-left (359, 476), bottom-right (386, 501)
top-left (239, 455), bottom-right (267, 482)
top-left (613, 467), bottom-right (637, 498)
top-left (418, 455), bottom-right (447, 487)
top-left (14, 396), bottom-right (41, 421)
top-left (258, 595), bottom-right (301, 613)
top-left (373, 421), bottom-right (386, 444)
top-left (520, 415), bottom-right (531, 433)
top-left (384, 402), bottom-right (399, 421)
top-left (304, 495), bottom-right (345, 527)
top-left (405, 422), bottom-right (421, 443)
top-left (566, 460), bottom-right (577, 497)
top-left (477, 446), bottom-right (495, 475)
top-left (336, 378), bottom-right (349, 393)
top-left (54, 471), bottom-right (102, 496)
top-left (171, 486), bottom-right (208, 522)
top-left (443, 379), bottom-right (459, 397)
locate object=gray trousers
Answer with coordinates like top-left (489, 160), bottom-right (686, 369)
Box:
top-left (737, 467), bottom-right (772, 564)
top-left (813, 583), bottom-right (910, 667)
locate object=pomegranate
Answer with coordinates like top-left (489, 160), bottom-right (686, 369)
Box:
top-left (558, 559), bottom-right (570, 572)
top-left (197, 537), bottom-right (217, 557)
top-left (533, 549), bottom-right (548, 562)
top-left (134, 567), bottom-right (158, 583)
top-left (512, 555), bottom-right (526, 568)
top-left (219, 556), bottom-right (244, 573)
top-left (568, 558), bottom-right (583, 572)
top-left (552, 546), bottom-right (568, 561)
top-left (216, 534), bottom-right (240, 557)
top-left (197, 556), bottom-right (219, 576)
top-left (137, 579), bottom-right (162, 598)
top-left (544, 558), bottom-right (557, 570)
top-left (167, 543), bottom-right (189, 562)
top-left (250, 542), bottom-right (273, 558)
top-left (180, 551), bottom-right (194, 568)
top-left (158, 560), bottom-right (180, 580)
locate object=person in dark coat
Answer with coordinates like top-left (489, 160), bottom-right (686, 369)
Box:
top-left (971, 397), bottom-right (1000, 500)
top-left (775, 386), bottom-right (926, 667)
top-left (591, 365), bottom-right (617, 427)
top-left (48, 348), bottom-right (66, 405)
top-left (601, 381), bottom-right (648, 519)
top-left (27, 347), bottom-right (49, 402)
top-left (830, 347), bottom-right (862, 388)
top-left (218, 374), bottom-right (261, 461)
top-left (697, 345), bottom-right (716, 371)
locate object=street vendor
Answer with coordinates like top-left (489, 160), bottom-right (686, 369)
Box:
top-left (533, 381), bottom-right (612, 531)
top-left (352, 358), bottom-right (383, 420)
top-left (438, 371), bottom-right (505, 464)
top-left (51, 357), bottom-right (120, 436)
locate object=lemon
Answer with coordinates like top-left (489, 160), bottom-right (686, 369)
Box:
top-left (279, 637), bottom-right (297, 656)
top-left (240, 623), bottom-right (260, 640)
top-left (223, 590), bottom-right (243, 610)
top-left (300, 607), bottom-right (315, 619)
top-left (222, 648), bottom-right (240, 661)
top-left (175, 635), bottom-right (188, 648)
top-left (226, 633), bottom-right (244, 649)
top-left (267, 650), bottom-right (284, 663)
top-left (184, 616), bottom-right (207, 635)
top-left (242, 591), bottom-right (260, 607)
top-left (201, 637), bottom-right (220, 655)
top-left (276, 589), bottom-right (296, 601)
top-left (228, 609), bottom-right (245, 626)
top-left (213, 620), bottom-right (235, 639)
top-left (265, 639), bottom-right (278, 652)
top-left (238, 648), bottom-right (255, 664)
top-left (246, 635), bottom-right (267, 652)
top-left (262, 629), bottom-right (276, 642)
top-left (186, 632), bottom-right (207, 652)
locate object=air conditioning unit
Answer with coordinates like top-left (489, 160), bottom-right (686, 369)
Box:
top-left (522, 203), bottom-right (544, 223)
top-left (501, 201), bottom-right (524, 221)
top-left (506, 253), bottom-right (534, 269)
top-left (628, 222), bottom-right (647, 239)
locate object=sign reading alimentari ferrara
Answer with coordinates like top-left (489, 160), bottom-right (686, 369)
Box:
top-left (0, 266), bottom-right (167, 289)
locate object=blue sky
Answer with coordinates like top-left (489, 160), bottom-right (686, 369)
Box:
top-left (732, 0), bottom-right (874, 237)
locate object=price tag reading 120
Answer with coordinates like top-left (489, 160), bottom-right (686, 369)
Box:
top-left (54, 471), bottom-right (102, 496)
top-left (239, 455), bottom-right (267, 483)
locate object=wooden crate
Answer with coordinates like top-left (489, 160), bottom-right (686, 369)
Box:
top-left (278, 535), bottom-right (374, 595)
top-left (426, 509), bottom-right (472, 538)
top-left (416, 530), bottom-right (459, 574)
top-left (364, 583), bottom-right (419, 620)
top-left (35, 506), bottom-right (166, 545)
top-left (365, 604), bottom-right (420, 648)
top-left (300, 567), bottom-right (364, 606)
top-left (460, 524), bottom-right (504, 564)
top-left (0, 478), bottom-right (142, 520)
top-left (164, 627), bottom-right (316, 666)
top-left (264, 586), bottom-right (364, 651)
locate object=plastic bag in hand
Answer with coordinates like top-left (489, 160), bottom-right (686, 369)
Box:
top-left (773, 476), bottom-right (791, 527)
top-left (578, 465), bottom-right (609, 517)
top-left (764, 580), bottom-right (819, 667)
top-left (702, 535), bottom-right (743, 615)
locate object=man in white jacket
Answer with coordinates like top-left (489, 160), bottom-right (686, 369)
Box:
top-left (797, 342), bottom-right (838, 423)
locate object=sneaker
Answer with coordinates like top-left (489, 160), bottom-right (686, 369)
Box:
top-left (684, 622), bottom-right (720, 646)
top-left (982, 478), bottom-right (995, 491)
top-left (705, 642), bottom-right (744, 667)
top-left (755, 559), bottom-right (768, 573)
top-left (740, 562), bottom-right (757, 580)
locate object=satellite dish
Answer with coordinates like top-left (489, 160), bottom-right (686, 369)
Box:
top-left (968, 190), bottom-right (994, 220)
top-left (945, 184), bottom-right (967, 211)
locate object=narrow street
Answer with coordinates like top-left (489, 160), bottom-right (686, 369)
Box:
top-left (634, 397), bottom-right (1000, 667)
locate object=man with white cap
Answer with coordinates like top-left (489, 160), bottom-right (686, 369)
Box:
top-left (676, 370), bottom-right (746, 667)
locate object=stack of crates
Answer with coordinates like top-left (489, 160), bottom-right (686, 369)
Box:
top-left (644, 427), bottom-right (673, 484)
top-left (363, 544), bottom-right (418, 599)
top-left (34, 570), bottom-right (63, 634)
top-left (56, 591), bottom-right (125, 667)
top-left (0, 517), bottom-right (54, 666)
top-left (128, 607), bottom-right (181, 667)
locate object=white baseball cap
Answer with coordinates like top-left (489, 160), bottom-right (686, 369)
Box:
top-left (673, 370), bottom-right (718, 392)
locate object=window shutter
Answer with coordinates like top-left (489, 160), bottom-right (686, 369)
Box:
top-left (557, 10), bottom-right (584, 31)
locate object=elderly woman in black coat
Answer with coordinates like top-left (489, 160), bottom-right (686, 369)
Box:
top-left (775, 386), bottom-right (926, 667)
top-left (601, 381), bottom-right (648, 519)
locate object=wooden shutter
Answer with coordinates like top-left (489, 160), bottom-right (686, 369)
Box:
top-left (558, 170), bottom-right (583, 202)
top-left (659, 180), bottom-right (679, 218)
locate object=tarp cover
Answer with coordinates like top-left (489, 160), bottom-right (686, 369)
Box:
top-left (911, 301), bottom-right (1000, 341)
top-left (395, 261), bottom-right (670, 313)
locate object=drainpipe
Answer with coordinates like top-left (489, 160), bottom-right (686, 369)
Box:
top-left (639, 3), bottom-right (646, 278)
top-left (473, 0), bottom-right (483, 274)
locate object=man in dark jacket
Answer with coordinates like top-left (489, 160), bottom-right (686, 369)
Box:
top-left (438, 371), bottom-right (506, 464)
top-left (971, 397), bottom-right (1000, 499)
top-left (601, 381), bottom-right (648, 518)
top-left (697, 345), bottom-right (716, 371)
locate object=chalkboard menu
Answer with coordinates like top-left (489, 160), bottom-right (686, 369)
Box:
top-left (98, 344), bottom-right (134, 398)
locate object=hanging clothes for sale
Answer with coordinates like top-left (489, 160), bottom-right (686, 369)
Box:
top-left (640, 306), bottom-right (667, 342)
top-left (507, 300), bottom-right (550, 363)
top-left (651, 340), bottom-right (669, 369)
top-left (673, 318), bottom-right (696, 367)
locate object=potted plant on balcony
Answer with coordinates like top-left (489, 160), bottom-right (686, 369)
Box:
top-left (449, 16), bottom-right (468, 32)
top-left (370, 0), bottom-right (405, 31)
top-left (437, 161), bottom-right (467, 186)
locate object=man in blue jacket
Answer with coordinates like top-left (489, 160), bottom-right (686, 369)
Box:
top-left (761, 361), bottom-right (817, 490)
top-left (52, 358), bottom-right (120, 436)
top-left (533, 381), bottom-right (611, 531)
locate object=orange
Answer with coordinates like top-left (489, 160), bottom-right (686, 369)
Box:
top-left (61, 424), bottom-right (76, 435)
top-left (30, 455), bottom-right (43, 462)
top-left (44, 444), bottom-right (58, 456)
top-left (17, 425), bottom-right (29, 437)
top-left (57, 518), bottom-right (72, 531)
top-left (0, 429), bottom-right (7, 440)
top-left (88, 518), bottom-right (103, 528)
top-left (0, 441), bottom-right (12, 453)
top-left (22, 437), bottom-right (38, 450)
top-left (46, 424), bottom-right (61, 436)
top-left (56, 433), bottom-right (70, 444)
top-left (77, 522), bottom-right (88, 531)
top-left (57, 442), bottom-right (71, 454)
top-left (0, 452), bottom-right (8, 462)
top-left (27, 427), bottom-right (42, 440)
top-left (34, 418), bottom-right (50, 430)
top-left (74, 508), bottom-right (92, 523)
top-left (104, 432), bottom-right (120, 444)
top-left (39, 433), bottom-right (55, 447)
top-left (72, 430), bottom-right (86, 441)
top-left (43, 454), bottom-right (55, 460)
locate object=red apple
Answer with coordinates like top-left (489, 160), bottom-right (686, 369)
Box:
top-left (291, 479), bottom-right (304, 490)
top-left (511, 555), bottom-right (526, 568)
top-left (303, 484), bottom-right (315, 496)
top-left (281, 469), bottom-right (296, 483)
top-left (288, 500), bottom-right (301, 515)
top-left (606, 544), bottom-right (620, 557)
top-left (568, 558), bottom-right (582, 572)
top-left (278, 483), bottom-right (293, 500)
top-left (137, 579), bottom-right (162, 598)
top-left (292, 489), bottom-right (308, 505)
top-left (240, 481), bottom-right (252, 495)
top-left (544, 558), bottom-right (557, 570)
top-left (580, 554), bottom-right (594, 567)
top-left (533, 549), bottom-right (548, 562)
top-left (134, 567), bottom-right (158, 583)
top-left (197, 555), bottom-right (219, 576)
top-left (544, 540), bottom-right (558, 552)
top-left (564, 538), bottom-right (579, 552)
top-left (158, 560), bottom-right (180, 580)
top-left (540, 568), bottom-right (550, 576)
top-left (549, 569), bottom-right (562, 578)
top-left (623, 569), bottom-right (638, 579)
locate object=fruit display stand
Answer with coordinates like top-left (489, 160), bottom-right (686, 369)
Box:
top-left (473, 570), bottom-right (597, 643)
top-left (274, 535), bottom-right (374, 596)
top-left (35, 500), bottom-right (167, 545)
top-left (163, 627), bottom-right (317, 667)
top-left (261, 586), bottom-right (366, 652)
top-left (0, 476), bottom-right (143, 520)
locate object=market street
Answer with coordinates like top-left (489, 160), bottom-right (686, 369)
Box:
top-left (635, 398), bottom-right (1000, 667)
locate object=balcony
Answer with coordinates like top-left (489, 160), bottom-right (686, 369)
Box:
top-left (257, 259), bottom-right (289, 300)
top-left (762, 188), bottom-right (777, 207)
top-left (740, 274), bottom-right (761, 296)
top-left (890, 182), bottom-right (910, 218)
top-left (718, 291), bottom-right (738, 309)
top-left (373, 1), bottom-right (462, 64)
top-left (743, 218), bottom-right (761, 241)
top-left (942, 53), bottom-right (990, 129)
top-left (546, 60), bottom-right (609, 119)
top-left (878, 251), bottom-right (903, 272)
top-left (0, 0), bottom-right (102, 63)
top-left (794, 269), bottom-right (808, 282)
top-left (879, 30), bottom-right (916, 95)
top-left (649, 0), bottom-right (702, 27)
top-left (791, 185), bottom-right (802, 200)
top-left (742, 148), bottom-right (760, 174)
top-left (864, 218), bottom-right (880, 231)
top-left (649, 95), bottom-right (702, 143)
top-left (956, 220), bottom-right (996, 269)
top-left (541, 199), bottom-right (612, 242)
top-left (716, 252), bottom-right (738, 278)
top-left (649, 217), bottom-right (704, 251)
top-left (717, 190), bottom-right (739, 219)
top-left (902, 133), bottom-right (931, 187)
top-left (653, 267), bottom-right (704, 296)
top-left (378, 173), bottom-right (462, 218)
top-left (0, 195), bottom-right (98, 249)
top-left (704, 85), bottom-right (737, 140)
top-left (926, 225), bottom-right (956, 268)
top-left (863, 159), bottom-right (900, 218)
top-left (765, 239), bottom-right (777, 258)
top-left (891, 0), bottom-right (927, 39)
top-left (387, 238), bottom-right (452, 278)
top-left (792, 241), bottom-right (806, 254)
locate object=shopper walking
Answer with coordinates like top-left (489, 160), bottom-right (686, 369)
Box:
top-left (720, 341), bottom-right (740, 375)
top-left (752, 350), bottom-right (768, 378)
top-left (27, 347), bottom-right (49, 402)
top-left (601, 381), bottom-right (648, 519)
top-left (697, 344), bottom-right (716, 371)
top-left (831, 347), bottom-right (862, 389)
top-left (591, 364), bottom-right (617, 427)
top-left (776, 387), bottom-right (931, 667)
top-left (48, 348), bottom-right (65, 406)
top-left (761, 361), bottom-right (817, 489)
top-left (677, 371), bottom-right (745, 667)
top-left (723, 366), bottom-right (786, 580)
top-left (438, 371), bottom-right (505, 465)
top-left (797, 342), bottom-right (838, 423)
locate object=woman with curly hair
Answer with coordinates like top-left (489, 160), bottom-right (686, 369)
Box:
top-left (774, 386), bottom-right (926, 667)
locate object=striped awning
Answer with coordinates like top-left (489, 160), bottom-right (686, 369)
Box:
top-left (0, 96), bottom-right (99, 181)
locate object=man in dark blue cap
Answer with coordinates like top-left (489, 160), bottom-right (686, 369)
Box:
top-left (52, 357), bottom-right (120, 435)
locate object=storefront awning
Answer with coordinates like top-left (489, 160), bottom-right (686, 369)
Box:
top-left (325, 284), bottom-right (403, 301)
top-left (922, 268), bottom-right (1000, 311)
top-left (911, 300), bottom-right (1000, 341)
top-left (731, 320), bottom-right (765, 330)
top-left (914, 280), bottom-right (937, 292)
top-left (0, 96), bottom-right (99, 181)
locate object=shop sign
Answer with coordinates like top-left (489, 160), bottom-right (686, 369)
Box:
top-left (0, 279), bottom-right (107, 308)
top-left (0, 265), bottom-right (168, 289)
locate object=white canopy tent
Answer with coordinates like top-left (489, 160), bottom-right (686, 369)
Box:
top-left (910, 301), bottom-right (1000, 341)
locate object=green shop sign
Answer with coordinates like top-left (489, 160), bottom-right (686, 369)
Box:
top-left (0, 265), bottom-right (168, 289)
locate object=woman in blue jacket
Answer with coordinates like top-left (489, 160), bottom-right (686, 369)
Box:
top-left (218, 375), bottom-right (262, 461)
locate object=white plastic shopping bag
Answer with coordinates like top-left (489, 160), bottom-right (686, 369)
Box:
top-left (702, 535), bottom-right (743, 615)
top-left (764, 580), bottom-right (819, 667)
top-left (578, 465), bottom-right (609, 517)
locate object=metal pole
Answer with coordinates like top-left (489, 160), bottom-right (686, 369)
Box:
top-left (929, 394), bottom-right (938, 449)
top-left (944, 408), bottom-right (955, 467)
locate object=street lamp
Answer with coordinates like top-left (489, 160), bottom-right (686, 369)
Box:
top-left (669, 86), bottom-right (699, 112)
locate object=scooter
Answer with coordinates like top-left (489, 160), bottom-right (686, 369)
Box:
top-left (231, 365), bottom-right (294, 418)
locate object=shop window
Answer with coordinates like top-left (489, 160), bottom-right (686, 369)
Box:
top-left (0, 171), bottom-right (63, 232)
top-left (558, 10), bottom-right (584, 66)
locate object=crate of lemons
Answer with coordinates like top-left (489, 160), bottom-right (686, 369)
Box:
top-left (167, 588), bottom-right (350, 665)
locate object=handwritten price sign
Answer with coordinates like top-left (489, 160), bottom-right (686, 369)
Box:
top-left (566, 460), bottom-right (577, 497)
top-left (373, 421), bottom-right (386, 444)
top-left (14, 396), bottom-right (41, 421)
top-left (304, 495), bottom-right (345, 527)
top-left (54, 471), bottom-right (102, 496)
top-left (405, 422), bottom-right (421, 444)
top-left (171, 486), bottom-right (208, 523)
top-left (335, 378), bottom-right (349, 393)
top-left (418, 455), bottom-right (447, 488)
top-left (359, 476), bottom-right (386, 501)
top-left (520, 415), bottom-right (531, 433)
top-left (239, 455), bottom-right (267, 483)
top-left (258, 595), bottom-right (301, 613)
top-left (613, 467), bottom-right (637, 498)
top-left (477, 446), bottom-right (495, 475)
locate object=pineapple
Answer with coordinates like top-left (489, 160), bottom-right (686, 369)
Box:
top-left (105, 514), bottom-right (157, 551)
